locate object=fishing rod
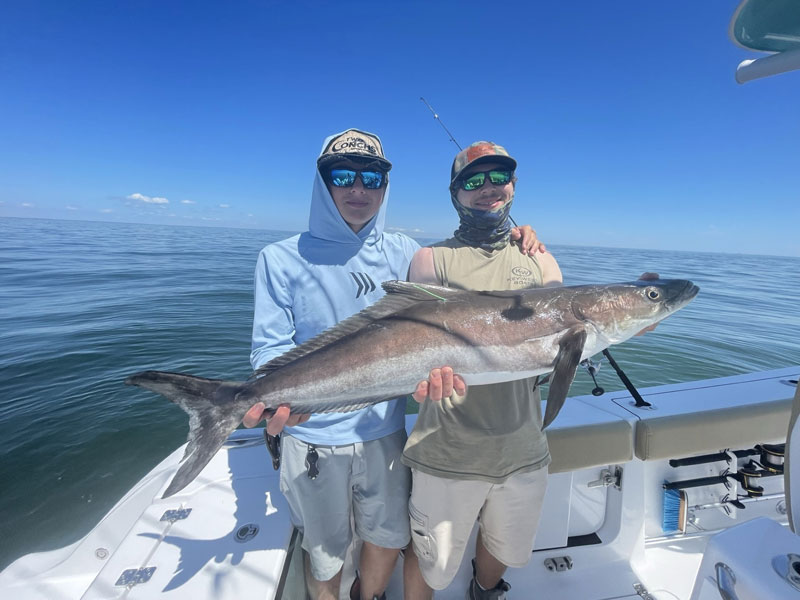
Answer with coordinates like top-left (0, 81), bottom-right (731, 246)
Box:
top-left (419, 97), bottom-right (518, 226)
top-left (420, 97), bottom-right (462, 151)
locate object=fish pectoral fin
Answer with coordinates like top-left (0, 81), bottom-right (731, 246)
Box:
top-left (542, 325), bottom-right (587, 429)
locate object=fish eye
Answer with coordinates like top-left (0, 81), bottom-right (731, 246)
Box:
top-left (646, 288), bottom-right (661, 301)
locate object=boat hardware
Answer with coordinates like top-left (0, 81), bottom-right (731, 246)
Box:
top-left (160, 508), bottom-right (192, 523)
top-left (234, 523), bottom-right (260, 543)
top-left (602, 349), bottom-right (652, 408)
top-left (543, 556), bottom-right (573, 572)
top-left (758, 443), bottom-right (786, 474)
top-left (664, 464), bottom-right (781, 496)
top-left (687, 492), bottom-right (784, 521)
top-left (587, 466), bottom-right (622, 490)
top-left (632, 582), bottom-right (656, 600)
top-left (772, 552), bottom-right (800, 592)
top-left (715, 562), bottom-right (738, 600)
top-left (115, 566), bottom-right (156, 587)
top-left (780, 378), bottom-right (798, 387)
top-left (579, 358), bottom-right (604, 396)
top-left (94, 547), bottom-right (108, 560)
top-left (669, 447), bottom-right (759, 468)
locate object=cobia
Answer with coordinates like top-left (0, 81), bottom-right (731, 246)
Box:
top-left (126, 278), bottom-right (699, 497)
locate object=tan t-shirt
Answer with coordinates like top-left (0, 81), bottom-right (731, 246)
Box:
top-left (402, 239), bottom-right (551, 482)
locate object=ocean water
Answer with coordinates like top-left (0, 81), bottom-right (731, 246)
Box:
top-left (1, 216), bottom-right (798, 569)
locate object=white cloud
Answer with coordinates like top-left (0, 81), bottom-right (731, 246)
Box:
top-left (21, 202), bottom-right (34, 207)
top-left (387, 226), bottom-right (424, 234)
top-left (127, 193), bottom-right (169, 204)
top-left (181, 199), bottom-right (195, 204)
top-left (66, 205), bottom-right (78, 210)
top-left (100, 208), bottom-right (113, 213)
top-left (219, 203), bottom-right (230, 208)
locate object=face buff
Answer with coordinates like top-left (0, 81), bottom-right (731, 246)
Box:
top-left (450, 193), bottom-right (513, 251)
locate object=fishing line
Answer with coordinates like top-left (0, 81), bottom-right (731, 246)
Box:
top-left (411, 283), bottom-right (448, 302)
top-left (419, 97), bottom-right (519, 227)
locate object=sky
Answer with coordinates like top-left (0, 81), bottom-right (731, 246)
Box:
top-left (0, 1), bottom-right (798, 256)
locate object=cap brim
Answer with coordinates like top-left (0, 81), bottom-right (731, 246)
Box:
top-left (451, 155), bottom-right (516, 183)
top-left (317, 153), bottom-right (392, 172)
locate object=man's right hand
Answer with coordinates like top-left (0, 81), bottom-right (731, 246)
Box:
top-left (242, 403), bottom-right (310, 435)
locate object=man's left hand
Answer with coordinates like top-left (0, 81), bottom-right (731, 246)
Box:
top-left (510, 225), bottom-right (546, 256)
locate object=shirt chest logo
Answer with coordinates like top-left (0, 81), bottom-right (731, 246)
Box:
top-left (350, 272), bottom-right (376, 298)
top-left (509, 266), bottom-right (534, 287)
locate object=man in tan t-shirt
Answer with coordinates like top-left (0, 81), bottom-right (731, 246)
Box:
top-left (402, 141), bottom-right (562, 600)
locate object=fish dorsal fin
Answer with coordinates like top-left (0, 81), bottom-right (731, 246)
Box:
top-left (381, 280), bottom-right (466, 302)
top-left (250, 280), bottom-right (462, 379)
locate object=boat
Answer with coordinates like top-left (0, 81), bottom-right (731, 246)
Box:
top-left (2, 2), bottom-right (799, 598)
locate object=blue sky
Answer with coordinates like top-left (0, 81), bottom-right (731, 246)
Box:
top-left (1, 1), bottom-right (798, 256)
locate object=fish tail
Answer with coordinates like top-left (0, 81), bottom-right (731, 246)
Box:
top-left (125, 370), bottom-right (246, 498)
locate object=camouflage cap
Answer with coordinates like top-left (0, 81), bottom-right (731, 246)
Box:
top-left (450, 141), bottom-right (517, 185)
top-left (317, 128), bottom-right (392, 172)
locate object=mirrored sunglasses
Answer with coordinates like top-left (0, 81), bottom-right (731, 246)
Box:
top-left (328, 168), bottom-right (386, 190)
top-left (459, 170), bottom-right (513, 191)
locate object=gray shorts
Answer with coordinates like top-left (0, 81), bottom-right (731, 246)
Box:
top-left (278, 429), bottom-right (411, 581)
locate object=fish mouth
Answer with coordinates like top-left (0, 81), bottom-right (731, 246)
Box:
top-left (666, 280), bottom-right (699, 310)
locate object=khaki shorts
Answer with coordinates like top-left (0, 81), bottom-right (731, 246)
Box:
top-left (408, 467), bottom-right (548, 590)
top-left (279, 429), bottom-right (411, 582)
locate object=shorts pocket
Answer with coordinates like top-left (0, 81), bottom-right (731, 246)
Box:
top-left (408, 499), bottom-right (434, 562)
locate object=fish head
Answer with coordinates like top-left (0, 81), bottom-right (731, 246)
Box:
top-left (572, 279), bottom-right (699, 344)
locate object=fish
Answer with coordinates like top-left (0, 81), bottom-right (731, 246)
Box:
top-left (126, 278), bottom-right (698, 497)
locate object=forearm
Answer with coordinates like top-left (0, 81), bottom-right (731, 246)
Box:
top-left (251, 252), bottom-right (297, 369)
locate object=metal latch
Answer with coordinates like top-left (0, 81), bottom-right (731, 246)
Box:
top-left (633, 582), bottom-right (656, 599)
top-left (115, 566), bottom-right (156, 587)
top-left (544, 556), bottom-right (573, 572)
top-left (588, 466), bottom-right (622, 490)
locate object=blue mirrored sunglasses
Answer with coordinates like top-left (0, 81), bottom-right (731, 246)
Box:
top-left (328, 168), bottom-right (386, 189)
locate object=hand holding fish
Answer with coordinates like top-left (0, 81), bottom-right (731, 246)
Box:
top-left (510, 225), bottom-right (546, 256)
top-left (242, 403), bottom-right (310, 434)
top-left (412, 366), bottom-right (467, 403)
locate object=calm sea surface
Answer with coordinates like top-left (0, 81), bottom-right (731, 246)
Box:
top-left (1, 217), bottom-right (799, 569)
